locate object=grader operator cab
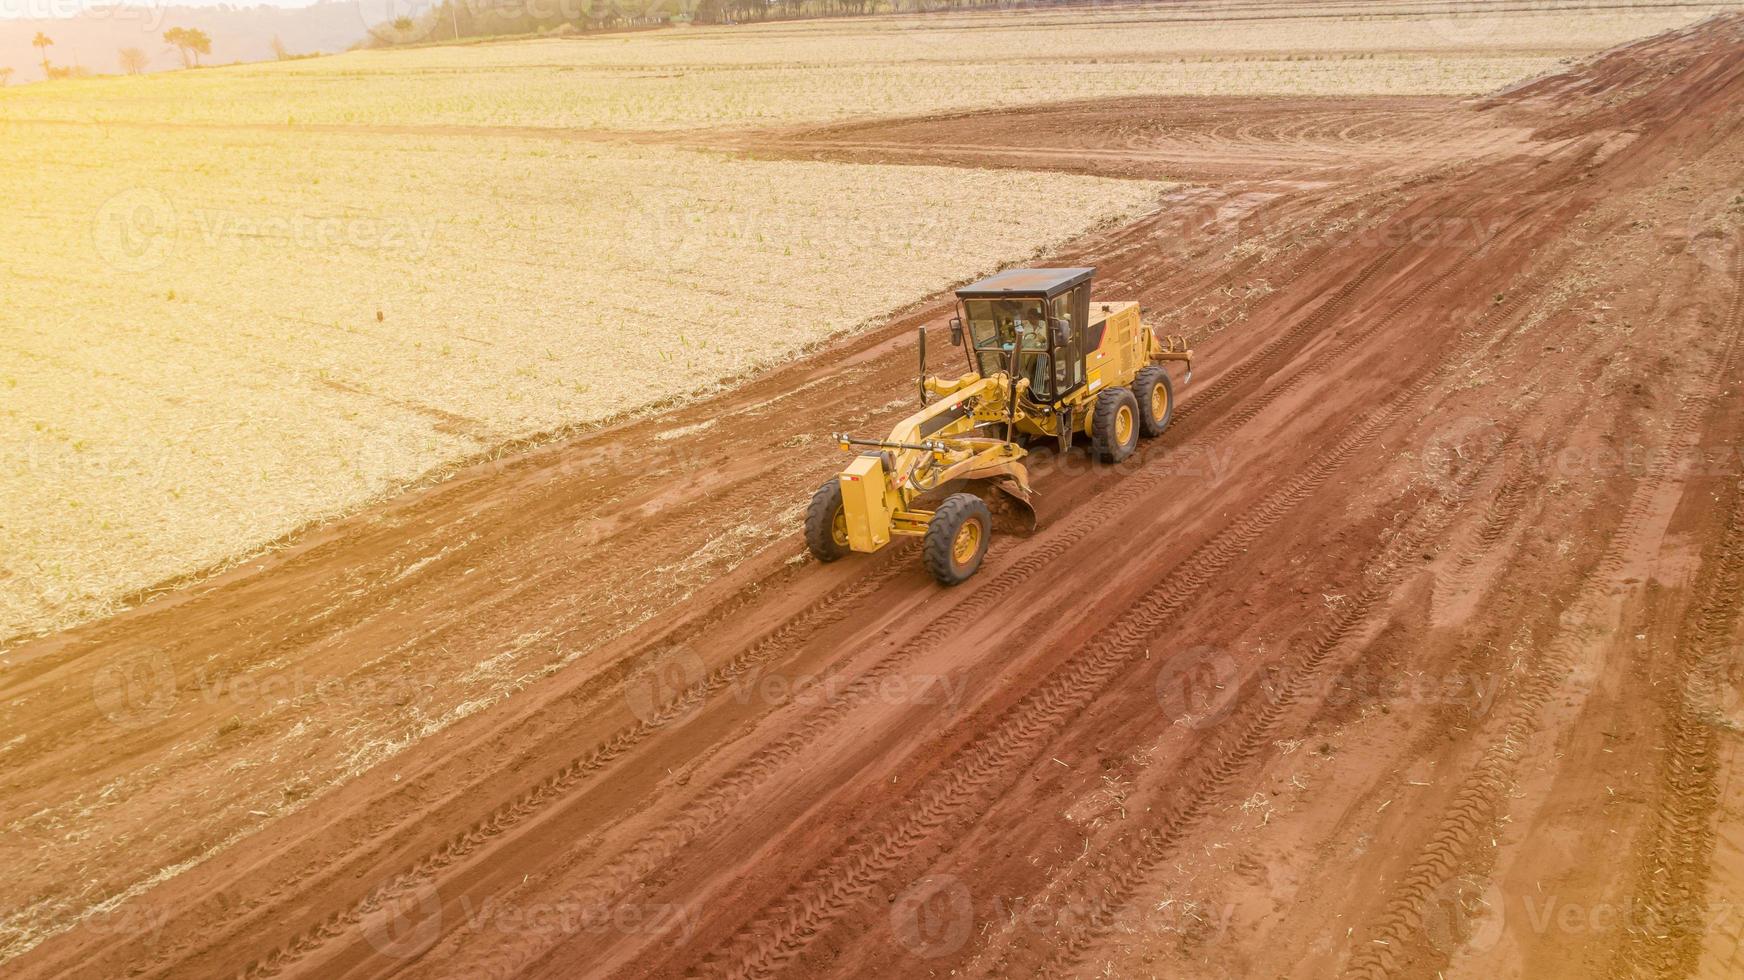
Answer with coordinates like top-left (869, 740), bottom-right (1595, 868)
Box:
top-left (804, 267), bottom-right (1192, 585)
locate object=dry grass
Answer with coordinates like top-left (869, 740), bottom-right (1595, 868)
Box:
top-left (0, 2), bottom-right (1723, 131)
top-left (0, 0), bottom-right (1722, 638)
top-left (0, 121), bottom-right (1165, 637)
top-left (0, 0), bottom-right (1723, 635)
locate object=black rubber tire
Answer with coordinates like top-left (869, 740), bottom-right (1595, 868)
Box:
top-left (804, 478), bottom-right (850, 562)
top-left (1091, 387), bottom-right (1141, 463)
top-left (923, 493), bottom-right (992, 586)
top-left (1133, 366), bottom-right (1174, 438)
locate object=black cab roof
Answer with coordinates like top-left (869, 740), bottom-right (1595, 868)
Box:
top-left (954, 267), bottom-right (1094, 299)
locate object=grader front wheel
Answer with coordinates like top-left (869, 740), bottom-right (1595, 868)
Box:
top-left (923, 493), bottom-right (992, 586)
top-left (804, 478), bottom-right (850, 562)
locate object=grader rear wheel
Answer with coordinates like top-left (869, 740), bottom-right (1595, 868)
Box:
top-left (1133, 366), bottom-right (1174, 438)
top-left (1091, 387), bottom-right (1141, 463)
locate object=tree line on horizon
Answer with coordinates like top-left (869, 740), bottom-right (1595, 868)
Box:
top-left (367, 0), bottom-right (1069, 46)
top-left (0, 0), bottom-right (1082, 84)
top-left (3, 25), bottom-right (316, 85)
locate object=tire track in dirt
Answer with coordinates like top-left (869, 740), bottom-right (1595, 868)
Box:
top-left (968, 254), bottom-right (1577, 979)
top-left (414, 233), bottom-right (1423, 980)
top-left (207, 182), bottom-right (1403, 980)
top-left (1428, 461), bottom-right (1535, 624)
top-left (24, 23), bottom-right (1744, 979)
top-left (1342, 255), bottom-right (1744, 980)
top-left (91, 170), bottom-right (1402, 980)
top-left (1605, 256), bottom-right (1744, 980)
top-left (993, 428), bottom-right (1532, 978)
top-left (225, 546), bottom-right (919, 980)
top-left (689, 247), bottom-right (1495, 980)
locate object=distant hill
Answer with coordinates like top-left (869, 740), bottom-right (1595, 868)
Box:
top-left (0, 2), bottom-right (371, 82)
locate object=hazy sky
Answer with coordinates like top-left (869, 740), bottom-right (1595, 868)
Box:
top-left (0, 0), bottom-right (332, 18)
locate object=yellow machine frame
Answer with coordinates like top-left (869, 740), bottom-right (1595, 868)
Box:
top-left (805, 267), bottom-right (1193, 585)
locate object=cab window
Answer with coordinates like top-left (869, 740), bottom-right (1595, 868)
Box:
top-left (964, 298), bottom-right (1053, 398)
top-left (1050, 290), bottom-right (1085, 393)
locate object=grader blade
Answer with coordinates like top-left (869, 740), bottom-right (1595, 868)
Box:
top-left (989, 478), bottom-right (1038, 533)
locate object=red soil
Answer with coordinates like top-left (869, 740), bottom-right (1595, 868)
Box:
top-left (7, 14), bottom-right (1744, 979)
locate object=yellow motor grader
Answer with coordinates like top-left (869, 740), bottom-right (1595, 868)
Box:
top-left (805, 267), bottom-right (1192, 585)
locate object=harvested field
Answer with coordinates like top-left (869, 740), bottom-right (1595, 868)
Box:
top-left (0, 1), bottom-right (1726, 130)
top-left (8, 3), bottom-right (1744, 980)
top-left (0, 127), bottom-right (1164, 637)
top-left (0, 0), bottom-right (1726, 637)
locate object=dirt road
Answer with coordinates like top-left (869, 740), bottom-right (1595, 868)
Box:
top-left (7, 14), bottom-right (1744, 979)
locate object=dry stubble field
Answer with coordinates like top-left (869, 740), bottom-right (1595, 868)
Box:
top-left (0, 0), bottom-right (1724, 641)
top-left (2, 0), bottom-right (1742, 972)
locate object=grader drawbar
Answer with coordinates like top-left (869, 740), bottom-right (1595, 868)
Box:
top-left (804, 267), bottom-right (1192, 585)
